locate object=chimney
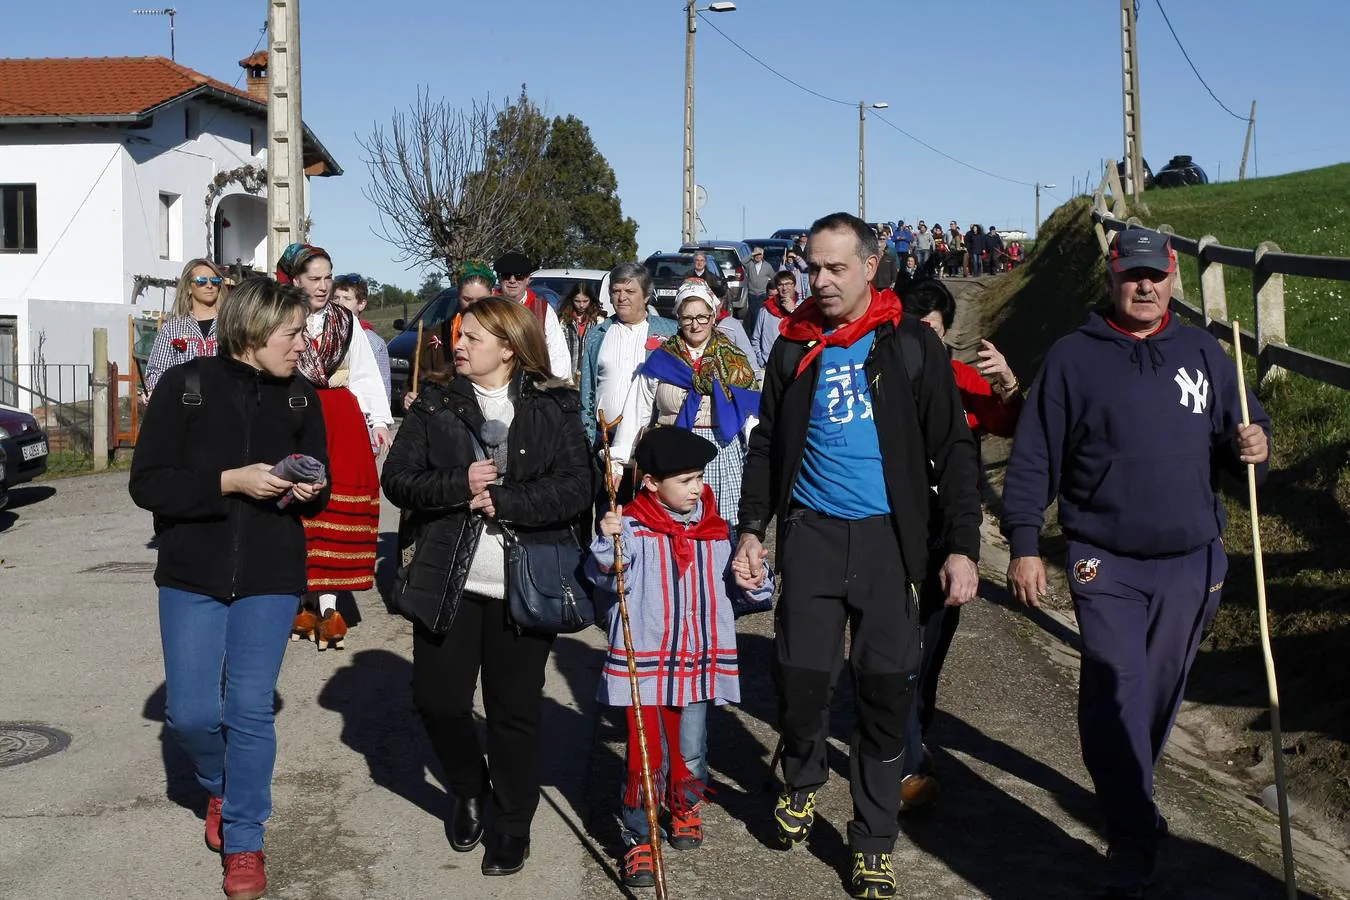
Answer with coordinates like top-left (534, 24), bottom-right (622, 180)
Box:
top-left (239, 51), bottom-right (269, 102)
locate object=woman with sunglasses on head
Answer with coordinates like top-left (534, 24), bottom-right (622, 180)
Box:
top-left (276, 243), bottom-right (393, 650)
top-left (143, 258), bottom-right (229, 400)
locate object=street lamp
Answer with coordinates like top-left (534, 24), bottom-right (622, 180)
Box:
top-left (682, 2), bottom-right (736, 245)
top-left (858, 101), bottom-right (888, 221)
top-left (1035, 182), bottom-right (1057, 238)
top-left (133, 7), bottom-right (178, 61)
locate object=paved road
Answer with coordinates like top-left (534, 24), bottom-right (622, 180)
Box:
top-left (2, 286), bottom-right (1348, 898)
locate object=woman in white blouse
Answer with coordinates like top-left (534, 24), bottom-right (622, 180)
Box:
top-left (276, 243), bottom-right (393, 649)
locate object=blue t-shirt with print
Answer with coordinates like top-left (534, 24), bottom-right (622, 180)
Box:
top-left (792, 333), bottom-right (892, 518)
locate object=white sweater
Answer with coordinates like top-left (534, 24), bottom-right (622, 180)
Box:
top-left (462, 382), bottom-right (514, 600)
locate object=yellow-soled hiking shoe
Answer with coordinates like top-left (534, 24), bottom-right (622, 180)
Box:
top-left (773, 789), bottom-right (817, 847)
top-left (850, 852), bottom-right (897, 899)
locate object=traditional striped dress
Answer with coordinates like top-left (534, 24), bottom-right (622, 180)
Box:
top-left (585, 497), bottom-right (774, 708)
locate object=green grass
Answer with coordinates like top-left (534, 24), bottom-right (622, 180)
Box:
top-left (1137, 163), bottom-right (1350, 362)
top-left (986, 174), bottom-right (1350, 823)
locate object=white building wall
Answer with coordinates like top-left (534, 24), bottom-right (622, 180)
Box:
top-left (0, 100), bottom-right (275, 410)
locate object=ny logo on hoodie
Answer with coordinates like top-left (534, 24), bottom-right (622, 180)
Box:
top-left (1174, 367), bottom-right (1209, 415)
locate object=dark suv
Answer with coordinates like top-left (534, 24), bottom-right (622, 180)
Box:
top-left (679, 241), bottom-right (752, 316)
top-left (643, 252), bottom-right (697, 318)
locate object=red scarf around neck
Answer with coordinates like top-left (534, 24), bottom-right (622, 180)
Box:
top-left (779, 286), bottom-right (904, 377)
top-left (624, 485), bottom-right (729, 577)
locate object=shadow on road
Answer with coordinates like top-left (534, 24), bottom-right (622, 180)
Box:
top-left (5, 484), bottom-right (56, 509)
top-left (142, 681), bottom-right (285, 815)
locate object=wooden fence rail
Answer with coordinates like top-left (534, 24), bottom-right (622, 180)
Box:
top-left (1090, 175), bottom-right (1350, 391)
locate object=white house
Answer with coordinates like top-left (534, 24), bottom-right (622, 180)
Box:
top-left (0, 54), bottom-right (341, 411)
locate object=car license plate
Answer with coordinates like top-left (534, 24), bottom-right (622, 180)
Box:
top-left (22, 440), bottom-right (47, 461)
top-left (656, 289), bottom-right (676, 297)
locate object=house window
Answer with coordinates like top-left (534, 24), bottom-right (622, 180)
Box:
top-left (0, 184), bottom-right (37, 253)
top-left (250, 127), bottom-right (264, 157)
top-left (184, 106), bottom-right (201, 141)
top-left (159, 192), bottom-right (181, 261)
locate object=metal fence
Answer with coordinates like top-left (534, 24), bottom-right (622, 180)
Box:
top-left (0, 363), bottom-right (95, 459)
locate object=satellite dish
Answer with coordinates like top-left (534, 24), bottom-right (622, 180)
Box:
top-left (695, 185), bottom-right (707, 210)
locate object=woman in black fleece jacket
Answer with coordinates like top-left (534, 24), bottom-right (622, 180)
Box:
top-left (129, 277), bottom-right (329, 900)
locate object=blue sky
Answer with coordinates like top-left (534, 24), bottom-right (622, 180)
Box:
top-left (9, 0), bottom-right (1349, 289)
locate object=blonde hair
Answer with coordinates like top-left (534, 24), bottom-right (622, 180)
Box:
top-left (216, 277), bottom-right (308, 359)
top-left (456, 296), bottom-right (552, 382)
top-left (171, 258), bottom-right (229, 318)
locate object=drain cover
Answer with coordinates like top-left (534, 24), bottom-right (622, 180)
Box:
top-left (0, 722), bottom-right (72, 768)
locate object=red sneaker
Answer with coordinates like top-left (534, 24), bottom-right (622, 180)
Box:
top-left (205, 796), bottom-right (223, 852)
top-left (669, 802), bottom-right (704, 850)
top-left (222, 850), bottom-right (267, 900)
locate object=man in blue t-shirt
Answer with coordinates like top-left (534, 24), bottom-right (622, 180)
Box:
top-left (733, 212), bottom-right (981, 900)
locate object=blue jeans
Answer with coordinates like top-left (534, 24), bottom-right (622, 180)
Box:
top-left (159, 587), bottom-right (299, 853)
top-left (621, 701), bottom-right (709, 843)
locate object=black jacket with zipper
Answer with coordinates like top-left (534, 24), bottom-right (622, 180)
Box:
top-left (738, 314), bottom-right (982, 581)
top-left (380, 373), bottom-right (593, 626)
top-left (129, 356), bottom-right (331, 598)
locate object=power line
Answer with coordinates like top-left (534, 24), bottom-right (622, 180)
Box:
top-left (696, 11), bottom-right (1037, 188)
top-left (1153, 0), bottom-right (1249, 122)
top-left (869, 112), bottom-right (1036, 187)
top-left (695, 12), bottom-right (852, 107)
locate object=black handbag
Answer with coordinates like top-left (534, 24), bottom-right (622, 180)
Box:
top-left (500, 523), bottom-right (596, 634)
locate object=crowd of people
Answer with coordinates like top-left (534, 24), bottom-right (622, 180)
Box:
top-left (129, 214), bottom-right (1270, 900)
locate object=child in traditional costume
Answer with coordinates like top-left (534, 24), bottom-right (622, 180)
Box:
top-left (587, 427), bottom-right (774, 888)
top-left (276, 243), bottom-right (393, 649)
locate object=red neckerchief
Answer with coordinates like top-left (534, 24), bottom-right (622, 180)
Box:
top-left (625, 485), bottom-right (729, 577)
top-left (762, 296), bottom-right (786, 319)
top-left (360, 320), bottom-right (376, 332)
top-left (780, 286), bottom-right (903, 378)
top-left (716, 307), bottom-right (731, 323)
top-left (1106, 309), bottom-right (1170, 340)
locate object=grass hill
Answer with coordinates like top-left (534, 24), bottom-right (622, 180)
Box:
top-left (981, 164), bottom-right (1350, 826)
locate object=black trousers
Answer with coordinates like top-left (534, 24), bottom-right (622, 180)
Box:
top-left (412, 590), bottom-right (555, 838)
top-left (774, 510), bottom-right (922, 853)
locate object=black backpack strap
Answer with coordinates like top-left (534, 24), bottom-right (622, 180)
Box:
top-left (287, 376), bottom-right (310, 428)
top-left (181, 363), bottom-right (203, 406)
top-left (896, 317), bottom-right (925, 401)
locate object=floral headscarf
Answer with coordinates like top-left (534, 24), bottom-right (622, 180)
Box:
top-left (276, 243), bottom-right (331, 285)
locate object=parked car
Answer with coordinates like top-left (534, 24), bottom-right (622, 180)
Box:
top-left (0, 446), bottom-right (8, 510)
top-left (643, 252), bottom-right (698, 318)
top-left (0, 404), bottom-right (49, 487)
top-left (770, 228), bottom-right (808, 242)
top-left (528, 268), bottom-right (614, 316)
top-left (679, 240), bottom-right (752, 316)
top-left (1153, 155), bottom-right (1209, 188)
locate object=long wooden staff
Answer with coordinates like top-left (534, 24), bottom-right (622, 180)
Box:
top-left (1232, 322), bottom-right (1296, 900)
top-left (411, 319), bottom-right (425, 394)
top-left (598, 410), bottom-right (669, 899)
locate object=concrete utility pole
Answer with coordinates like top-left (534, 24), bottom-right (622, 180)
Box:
top-left (1035, 183), bottom-right (1056, 237)
top-left (92, 329), bottom-right (108, 472)
top-left (681, 2), bottom-right (735, 246)
top-left (857, 102), bottom-right (889, 221)
top-left (1238, 100), bottom-right (1257, 181)
top-left (1120, 0), bottom-right (1145, 204)
top-left (266, 0), bottom-right (305, 273)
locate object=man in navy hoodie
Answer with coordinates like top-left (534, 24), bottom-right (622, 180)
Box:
top-left (1001, 228), bottom-right (1271, 899)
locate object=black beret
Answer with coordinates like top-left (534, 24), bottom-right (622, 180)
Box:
top-left (493, 251), bottom-right (533, 278)
top-left (635, 427), bottom-right (717, 479)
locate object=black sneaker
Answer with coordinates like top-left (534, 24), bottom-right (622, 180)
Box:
top-left (773, 788), bottom-right (817, 847)
top-left (1094, 838), bottom-right (1156, 899)
top-left (850, 851), bottom-right (897, 899)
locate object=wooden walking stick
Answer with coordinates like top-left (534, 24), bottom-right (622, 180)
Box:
top-left (598, 409), bottom-right (669, 900)
top-left (1232, 321), bottom-right (1297, 900)
top-left (411, 319), bottom-right (425, 395)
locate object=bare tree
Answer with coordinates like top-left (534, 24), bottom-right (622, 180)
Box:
top-left (360, 88), bottom-right (548, 271)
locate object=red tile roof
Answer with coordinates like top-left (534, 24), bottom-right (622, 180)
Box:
top-left (0, 56), bottom-right (256, 119)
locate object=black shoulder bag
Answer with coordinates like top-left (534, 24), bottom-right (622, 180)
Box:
top-left (473, 430), bottom-right (596, 634)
